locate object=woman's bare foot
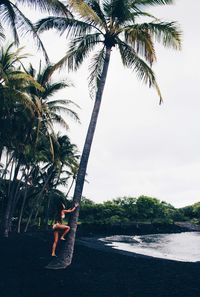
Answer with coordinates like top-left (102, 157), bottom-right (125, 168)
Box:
top-left (51, 254), bottom-right (57, 257)
top-left (60, 237), bottom-right (66, 241)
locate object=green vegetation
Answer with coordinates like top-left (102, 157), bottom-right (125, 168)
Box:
top-left (180, 202), bottom-right (200, 224)
top-left (0, 1), bottom-right (76, 239)
top-left (0, 42), bottom-right (80, 236)
top-left (79, 196), bottom-right (200, 226)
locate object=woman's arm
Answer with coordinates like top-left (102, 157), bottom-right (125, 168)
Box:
top-left (64, 203), bottom-right (79, 213)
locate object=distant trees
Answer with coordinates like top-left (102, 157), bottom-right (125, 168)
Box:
top-left (79, 196), bottom-right (182, 225)
top-left (181, 202), bottom-right (200, 223)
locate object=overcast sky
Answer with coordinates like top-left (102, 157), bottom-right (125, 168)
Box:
top-left (21, 0), bottom-right (200, 208)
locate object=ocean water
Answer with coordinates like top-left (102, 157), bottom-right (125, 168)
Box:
top-left (100, 232), bottom-right (200, 262)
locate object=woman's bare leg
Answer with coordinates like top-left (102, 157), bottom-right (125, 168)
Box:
top-left (52, 223), bottom-right (70, 240)
top-left (51, 231), bottom-right (59, 256)
top-left (60, 226), bottom-right (70, 240)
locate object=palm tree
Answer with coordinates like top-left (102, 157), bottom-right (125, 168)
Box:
top-left (0, 52), bottom-right (80, 236)
top-left (24, 63), bottom-right (80, 157)
top-left (22, 132), bottom-right (79, 232)
top-left (36, 0), bottom-right (182, 269)
top-left (0, 0), bottom-right (72, 60)
top-left (0, 42), bottom-right (43, 159)
top-left (27, 63), bottom-right (80, 125)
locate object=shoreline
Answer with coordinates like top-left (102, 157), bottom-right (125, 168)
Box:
top-left (77, 232), bottom-right (200, 264)
top-left (77, 236), bottom-right (164, 261)
top-left (76, 221), bottom-right (189, 237)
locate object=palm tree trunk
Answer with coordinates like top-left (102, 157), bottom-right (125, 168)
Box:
top-left (17, 167), bottom-right (33, 233)
top-left (46, 47), bottom-right (112, 269)
top-left (9, 172), bottom-right (25, 222)
top-left (24, 171), bottom-right (53, 232)
top-left (2, 159), bottom-right (20, 237)
top-left (17, 182), bottom-right (28, 233)
top-left (44, 195), bottom-right (51, 230)
top-left (24, 191), bottom-right (43, 233)
top-left (7, 158), bottom-right (15, 201)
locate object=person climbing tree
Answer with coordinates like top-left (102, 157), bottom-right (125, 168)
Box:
top-left (51, 202), bottom-right (79, 257)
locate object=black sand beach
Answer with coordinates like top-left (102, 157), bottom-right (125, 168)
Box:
top-left (1, 232), bottom-right (200, 297)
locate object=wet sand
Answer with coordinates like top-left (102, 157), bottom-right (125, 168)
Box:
top-left (0, 232), bottom-right (200, 297)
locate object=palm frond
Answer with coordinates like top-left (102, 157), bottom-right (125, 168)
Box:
top-left (25, 63), bottom-right (36, 78)
top-left (0, 43), bottom-right (26, 73)
top-left (37, 64), bottom-right (56, 85)
top-left (0, 1), bottom-right (19, 43)
top-left (0, 86), bottom-right (36, 111)
top-left (50, 112), bottom-right (69, 130)
top-left (127, 22), bottom-right (182, 50)
top-left (123, 26), bottom-right (156, 65)
top-left (41, 82), bottom-right (70, 99)
top-left (48, 133), bottom-right (55, 161)
top-left (8, 71), bottom-right (44, 91)
top-left (132, 0), bottom-right (174, 7)
top-left (42, 110), bottom-right (55, 132)
top-left (127, 10), bottom-right (159, 22)
top-left (35, 16), bottom-right (93, 38)
top-left (88, 46), bottom-right (106, 98)
top-left (39, 64), bottom-right (71, 86)
top-left (47, 99), bottom-right (80, 109)
top-left (10, 2), bottom-right (49, 62)
top-left (50, 106), bottom-right (80, 123)
top-left (16, 0), bottom-right (73, 17)
top-left (68, 0), bottom-right (105, 29)
top-left (85, 0), bottom-right (108, 29)
top-left (33, 96), bottom-right (43, 115)
top-left (103, 0), bottom-right (134, 26)
top-left (117, 39), bottom-right (163, 103)
top-left (54, 32), bottom-right (102, 72)
top-left (0, 23), bottom-right (5, 43)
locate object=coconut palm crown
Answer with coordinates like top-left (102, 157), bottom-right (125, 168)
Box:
top-left (36, 0), bottom-right (181, 102)
top-left (36, 0), bottom-right (182, 269)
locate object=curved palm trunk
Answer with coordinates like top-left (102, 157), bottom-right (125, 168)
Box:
top-left (24, 168), bottom-right (53, 232)
top-left (2, 160), bottom-right (20, 237)
top-left (46, 47), bottom-right (112, 269)
top-left (17, 182), bottom-right (28, 233)
top-left (17, 168), bottom-right (32, 233)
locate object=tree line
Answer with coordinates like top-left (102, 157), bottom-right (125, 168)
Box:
top-left (79, 196), bottom-right (200, 226)
top-left (0, 42), bottom-right (80, 236)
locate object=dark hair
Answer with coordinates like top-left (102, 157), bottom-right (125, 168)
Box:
top-left (54, 203), bottom-right (65, 223)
